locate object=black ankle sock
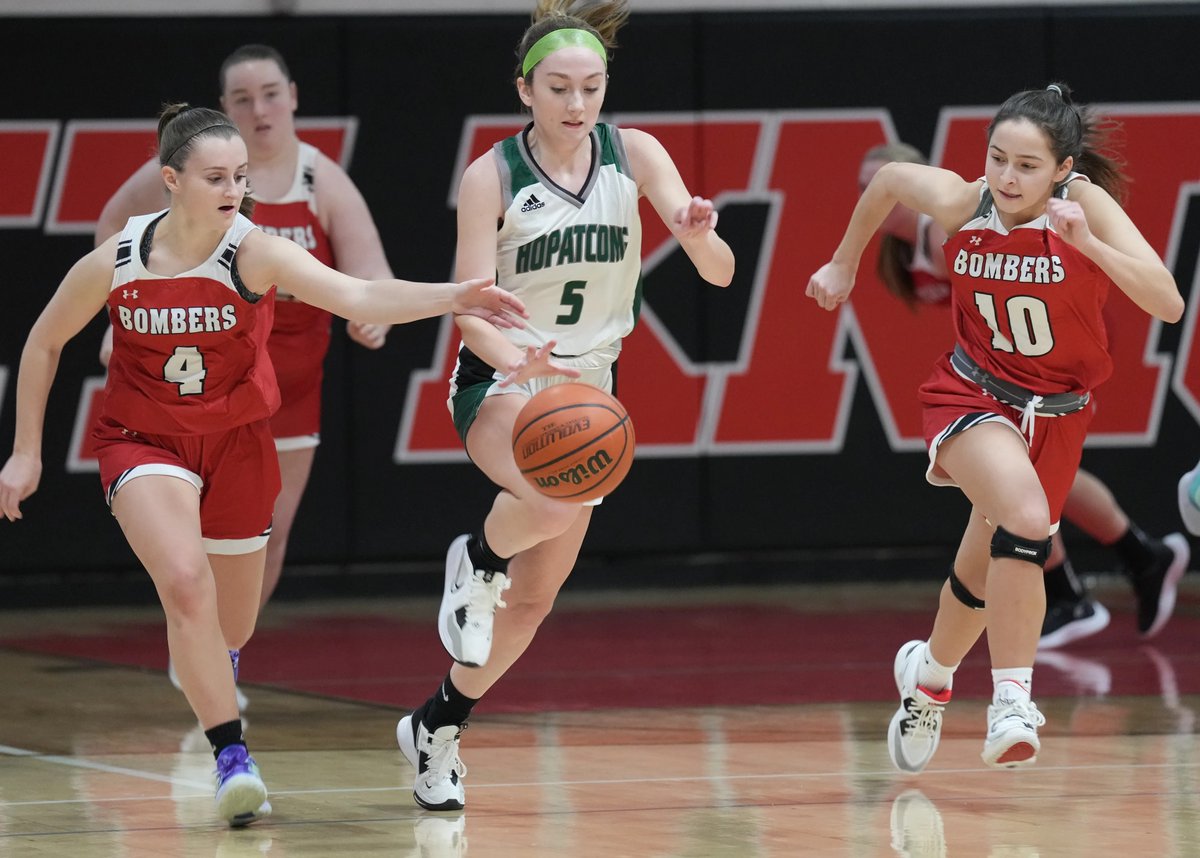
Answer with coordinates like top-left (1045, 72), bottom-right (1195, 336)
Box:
top-left (1113, 522), bottom-right (1158, 574)
top-left (468, 529), bottom-right (510, 574)
top-left (1044, 557), bottom-right (1085, 602)
top-left (423, 674), bottom-right (478, 730)
top-left (205, 719), bottom-right (245, 759)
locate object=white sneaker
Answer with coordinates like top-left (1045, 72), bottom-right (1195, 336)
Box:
top-left (397, 712), bottom-right (467, 811)
top-left (438, 534), bottom-right (511, 667)
top-left (1179, 466), bottom-right (1200, 537)
top-left (981, 692), bottom-right (1045, 769)
top-left (887, 640), bottom-right (952, 774)
top-left (889, 789), bottom-right (946, 858)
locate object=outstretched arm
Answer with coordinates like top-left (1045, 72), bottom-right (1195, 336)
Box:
top-left (623, 128), bottom-right (734, 287)
top-left (236, 229), bottom-right (527, 328)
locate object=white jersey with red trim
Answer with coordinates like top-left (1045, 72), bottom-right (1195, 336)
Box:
top-left (943, 173), bottom-right (1111, 395)
top-left (102, 210), bottom-right (279, 435)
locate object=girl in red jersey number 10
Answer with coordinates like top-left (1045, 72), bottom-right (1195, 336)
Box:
top-left (0, 104), bottom-right (525, 826)
top-left (808, 83), bottom-right (1183, 773)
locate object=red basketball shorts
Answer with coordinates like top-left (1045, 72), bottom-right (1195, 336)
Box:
top-left (266, 311), bottom-right (331, 449)
top-left (92, 416), bottom-right (282, 554)
top-left (919, 355), bottom-right (1093, 528)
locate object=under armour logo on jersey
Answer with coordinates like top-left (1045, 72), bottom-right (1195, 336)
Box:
top-left (122, 289), bottom-right (139, 299)
top-left (520, 194), bottom-right (545, 213)
top-left (969, 236), bottom-right (982, 246)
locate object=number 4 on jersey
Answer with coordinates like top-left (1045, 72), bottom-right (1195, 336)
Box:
top-left (163, 346), bottom-right (206, 395)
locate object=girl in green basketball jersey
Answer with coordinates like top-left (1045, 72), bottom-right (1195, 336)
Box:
top-left (396, 0), bottom-right (734, 811)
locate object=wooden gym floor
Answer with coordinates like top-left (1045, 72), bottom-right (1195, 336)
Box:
top-left (3, 572), bottom-right (1200, 857)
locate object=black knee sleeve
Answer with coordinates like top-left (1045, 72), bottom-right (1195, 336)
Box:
top-left (990, 524), bottom-right (1051, 568)
top-left (948, 566), bottom-right (986, 610)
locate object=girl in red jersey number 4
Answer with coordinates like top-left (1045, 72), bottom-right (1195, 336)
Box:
top-left (808, 84), bottom-right (1183, 773)
top-left (0, 105), bottom-right (524, 827)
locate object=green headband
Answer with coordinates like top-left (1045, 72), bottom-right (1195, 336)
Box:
top-left (521, 28), bottom-right (607, 77)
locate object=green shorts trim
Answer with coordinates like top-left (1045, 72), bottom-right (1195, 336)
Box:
top-left (450, 380), bottom-right (496, 446)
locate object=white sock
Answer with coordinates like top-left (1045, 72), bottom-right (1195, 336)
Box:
top-left (918, 644), bottom-right (957, 692)
top-left (992, 668), bottom-right (1033, 704)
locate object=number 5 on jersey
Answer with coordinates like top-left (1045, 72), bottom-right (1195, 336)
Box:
top-left (557, 280), bottom-right (587, 325)
top-left (163, 345), bottom-right (207, 395)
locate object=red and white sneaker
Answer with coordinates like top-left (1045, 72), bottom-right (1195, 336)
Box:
top-left (887, 640), bottom-right (952, 774)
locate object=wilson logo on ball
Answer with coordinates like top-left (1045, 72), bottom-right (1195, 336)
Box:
top-left (533, 448), bottom-right (615, 490)
top-left (511, 383), bottom-right (635, 503)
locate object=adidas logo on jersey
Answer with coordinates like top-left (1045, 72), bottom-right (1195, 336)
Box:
top-left (521, 194), bottom-right (545, 213)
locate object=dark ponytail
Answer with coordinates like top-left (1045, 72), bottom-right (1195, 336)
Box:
top-left (988, 83), bottom-right (1127, 203)
top-left (156, 102), bottom-right (254, 218)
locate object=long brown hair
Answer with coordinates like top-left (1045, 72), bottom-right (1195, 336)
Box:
top-left (156, 102), bottom-right (254, 218)
top-left (515, 0), bottom-right (631, 82)
top-left (862, 142), bottom-right (928, 310)
top-left (988, 82), bottom-right (1127, 203)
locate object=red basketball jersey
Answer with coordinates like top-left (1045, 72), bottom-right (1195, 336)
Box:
top-left (102, 211), bottom-right (280, 434)
top-left (253, 142), bottom-right (335, 336)
top-left (943, 176), bottom-right (1111, 395)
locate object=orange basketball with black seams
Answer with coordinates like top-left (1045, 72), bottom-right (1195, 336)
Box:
top-left (511, 383), bottom-right (635, 502)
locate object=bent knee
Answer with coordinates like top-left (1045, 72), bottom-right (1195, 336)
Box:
top-left (992, 500), bottom-right (1050, 542)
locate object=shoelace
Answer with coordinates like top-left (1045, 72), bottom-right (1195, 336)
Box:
top-left (903, 698), bottom-right (944, 737)
top-left (1019, 394), bottom-right (1043, 445)
top-left (214, 749), bottom-right (257, 784)
top-left (423, 728), bottom-right (468, 784)
top-left (992, 699), bottom-right (1046, 731)
top-left (466, 570), bottom-right (511, 625)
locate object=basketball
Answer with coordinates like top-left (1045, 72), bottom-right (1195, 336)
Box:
top-left (511, 383), bottom-right (635, 502)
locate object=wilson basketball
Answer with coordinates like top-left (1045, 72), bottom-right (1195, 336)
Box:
top-left (511, 383), bottom-right (635, 502)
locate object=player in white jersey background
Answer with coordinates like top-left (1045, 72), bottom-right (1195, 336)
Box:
top-left (394, 0), bottom-right (734, 812)
top-left (809, 84), bottom-right (1184, 774)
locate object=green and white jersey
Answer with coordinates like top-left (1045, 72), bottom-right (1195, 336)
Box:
top-left (492, 122), bottom-right (643, 359)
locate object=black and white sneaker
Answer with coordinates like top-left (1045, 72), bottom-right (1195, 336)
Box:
top-left (438, 534), bottom-right (511, 667)
top-left (887, 640), bottom-right (951, 774)
top-left (1039, 597), bottom-right (1110, 650)
top-left (1130, 533), bottom-right (1190, 638)
top-left (397, 708), bottom-right (467, 811)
